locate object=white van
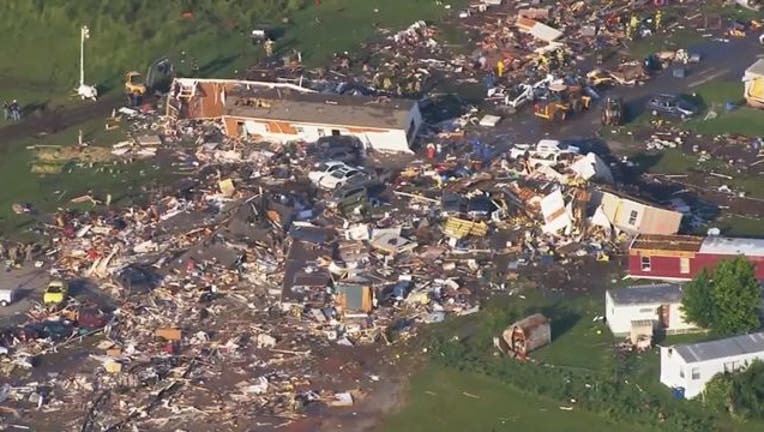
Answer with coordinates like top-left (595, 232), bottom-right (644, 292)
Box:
top-left (0, 289), bottom-right (15, 306)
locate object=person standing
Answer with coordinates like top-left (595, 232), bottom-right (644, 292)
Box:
top-left (9, 100), bottom-right (20, 121)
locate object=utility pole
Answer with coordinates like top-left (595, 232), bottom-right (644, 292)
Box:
top-left (80, 25), bottom-right (89, 87)
top-left (76, 25), bottom-right (97, 100)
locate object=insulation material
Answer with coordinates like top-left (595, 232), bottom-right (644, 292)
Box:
top-left (540, 189), bottom-right (573, 235)
top-left (569, 152), bottom-right (614, 183)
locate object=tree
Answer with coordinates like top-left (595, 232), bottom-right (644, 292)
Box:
top-left (681, 268), bottom-right (714, 328)
top-left (681, 257), bottom-right (760, 335)
top-left (703, 361), bottom-right (764, 420)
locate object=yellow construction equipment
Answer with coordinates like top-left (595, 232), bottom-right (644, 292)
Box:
top-left (124, 71), bottom-right (146, 96)
top-left (533, 84), bottom-right (591, 121)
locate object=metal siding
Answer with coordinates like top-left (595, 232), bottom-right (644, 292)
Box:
top-left (630, 251), bottom-right (764, 281)
top-left (628, 253), bottom-right (685, 279)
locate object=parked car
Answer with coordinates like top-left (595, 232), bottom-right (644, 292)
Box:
top-left (326, 185), bottom-right (369, 210)
top-left (319, 166), bottom-right (367, 190)
top-left (601, 97), bottom-right (624, 126)
top-left (43, 279), bottom-right (68, 305)
top-left (0, 288), bottom-right (15, 307)
top-left (646, 94), bottom-right (699, 119)
top-left (308, 161), bottom-right (350, 186)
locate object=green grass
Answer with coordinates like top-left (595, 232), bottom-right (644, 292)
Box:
top-left (703, 214), bottom-right (764, 238)
top-left (379, 364), bottom-right (650, 432)
top-left (278, 0), bottom-right (462, 66)
top-left (684, 81), bottom-right (764, 136)
top-left (0, 118), bottom-right (178, 238)
top-left (410, 289), bottom-right (764, 432)
top-left (0, 0), bottom-right (464, 108)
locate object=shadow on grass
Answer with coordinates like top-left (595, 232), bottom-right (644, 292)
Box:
top-left (538, 303), bottom-right (582, 340)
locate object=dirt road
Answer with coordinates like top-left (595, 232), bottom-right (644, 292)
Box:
top-left (490, 34), bottom-right (764, 147)
top-left (0, 94), bottom-right (119, 143)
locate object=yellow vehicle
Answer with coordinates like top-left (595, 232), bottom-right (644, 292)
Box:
top-left (124, 71), bottom-right (147, 96)
top-left (533, 100), bottom-right (570, 121)
top-left (586, 69), bottom-right (616, 87)
top-left (533, 84), bottom-right (591, 121)
top-left (43, 279), bottom-right (69, 304)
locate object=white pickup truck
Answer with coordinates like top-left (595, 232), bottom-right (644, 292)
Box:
top-left (509, 139), bottom-right (581, 168)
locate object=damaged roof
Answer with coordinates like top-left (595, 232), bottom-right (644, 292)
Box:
top-left (224, 87), bottom-right (417, 130)
top-left (630, 234), bottom-right (704, 252)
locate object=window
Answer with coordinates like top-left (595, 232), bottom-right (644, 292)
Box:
top-left (628, 210), bottom-right (638, 226)
top-left (318, 129), bottom-right (326, 137)
top-left (295, 126), bottom-right (305, 134)
top-left (641, 256), bottom-right (651, 271)
top-left (680, 257), bottom-right (690, 274)
top-left (331, 129), bottom-right (341, 136)
top-left (679, 367), bottom-right (684, 378)
top-left (639, 307), bottom-right (654, 313)
top-left (691, 368), bottom-right (700, 380)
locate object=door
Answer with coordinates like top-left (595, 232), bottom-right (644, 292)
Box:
top-left (659, 304), bottom-right (670, 328)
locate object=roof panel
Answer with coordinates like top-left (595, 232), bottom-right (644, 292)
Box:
top-left (674, 332), bottom-right (764, 363)
top-left (699, 236), bottom-right (764, 257)
top-left (224, 87), bottom-right (416, 130)
top-left (608, 283), bottom-right (682, 305)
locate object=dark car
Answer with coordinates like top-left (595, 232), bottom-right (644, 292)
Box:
top-left (646, 94), bottom-right (699, 119)
top-left (312, 136), bottom-right (363, 164)
top-left (440, 192), bottom-right (498, 219)
top-left (601, 97), bottom-right (624, 126)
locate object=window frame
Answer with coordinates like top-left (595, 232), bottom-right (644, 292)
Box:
top-left (640, 256), bottom-right (651, 272)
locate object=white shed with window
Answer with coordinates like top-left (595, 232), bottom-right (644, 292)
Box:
top-left (605, 283), bottom-right (697, 336)
top-left (660, 332), bottom-right (764, 398)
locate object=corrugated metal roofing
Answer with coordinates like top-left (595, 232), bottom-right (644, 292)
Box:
top-left (674, 332), bottom-right (764, 363)
top-left (608, 283), bottom-right (682, 305)
top-left (699, 236), bottom-right (764, 257)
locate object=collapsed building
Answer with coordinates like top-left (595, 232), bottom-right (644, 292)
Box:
top-left (167, 78), bottom-right (422, 153)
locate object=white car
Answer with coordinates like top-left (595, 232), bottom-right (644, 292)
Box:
top-left (308, 161), bottom-right (350, 187)
top-left (0, 289), bottom-right (15, 307)
top-left (318, 166), bottom-right (365, 190)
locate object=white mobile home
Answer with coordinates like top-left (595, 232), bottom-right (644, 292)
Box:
top-left (660, 332), bottom-right (764, 399)
top-left (605, 283), bottom-right (697, 336)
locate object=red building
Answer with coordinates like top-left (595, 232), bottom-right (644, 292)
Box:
top-left (628, 234), bottom-right (764, 281)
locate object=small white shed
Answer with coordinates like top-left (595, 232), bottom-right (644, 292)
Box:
top-left (605, 283), bottom-right (697, 336)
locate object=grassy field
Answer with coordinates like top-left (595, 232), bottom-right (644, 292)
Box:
top-left (0, 119), bottom-right (178, 237)
top-left (685, 81), bottom-right (764, 137)
top-left (0, 0), bottom-right (462, 111)
top-left (395, 289), bottom-right (764, 432)
top-left (380, 364), bottom-right (650, 432)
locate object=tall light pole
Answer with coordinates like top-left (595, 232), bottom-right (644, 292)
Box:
top-left (80, 25), bottom-right (89, 87)
top-left (76, 25), bottom-right (97, 100)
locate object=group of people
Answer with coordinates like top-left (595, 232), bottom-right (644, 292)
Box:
top-left (3, 99), bottom-right (21, 121)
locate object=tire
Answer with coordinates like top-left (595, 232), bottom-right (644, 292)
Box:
top-left (0, 300), bottom-right (8, 307)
